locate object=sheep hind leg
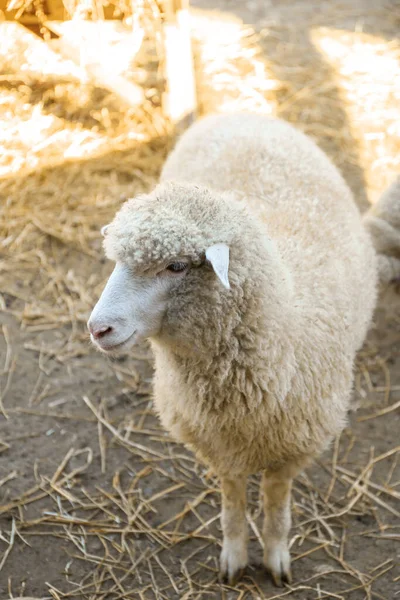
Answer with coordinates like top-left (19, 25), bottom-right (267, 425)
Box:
top-left (262, 470), bottom-right (293, 587)
top-left (219, 475), bottom-right (248, 585)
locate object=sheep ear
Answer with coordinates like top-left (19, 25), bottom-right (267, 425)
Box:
top-left (101, 224), bottom-right (110, 237)
top-left (206, 243), bottom-right (230, 289)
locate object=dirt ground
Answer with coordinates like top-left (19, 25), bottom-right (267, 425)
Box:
top-left (0, 0), bottom-right (399, 599)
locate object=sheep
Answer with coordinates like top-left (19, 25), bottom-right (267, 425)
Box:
top-left (88, 113), bottom-right (380, 586)
top-left (363, 176), bottom-right (400, 285)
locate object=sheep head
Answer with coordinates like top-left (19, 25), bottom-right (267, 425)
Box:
top-left (87, 182), bottom-right (247, 355)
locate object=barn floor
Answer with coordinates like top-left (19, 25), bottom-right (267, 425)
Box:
top-left (0, 1), bottom-right (400, 598)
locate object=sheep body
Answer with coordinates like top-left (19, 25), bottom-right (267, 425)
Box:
top-left (98, 113), bottom-right (380, 584)
top-left (152, 113), bottom-right (377, 476)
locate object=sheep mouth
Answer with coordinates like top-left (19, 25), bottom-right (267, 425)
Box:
top-left (94, 330), bottom-right (138, 354)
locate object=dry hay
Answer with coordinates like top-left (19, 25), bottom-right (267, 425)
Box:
top-left (0, 1), bottom-right (400, 598)
top-left (5, 0), bottom-right (165, 37)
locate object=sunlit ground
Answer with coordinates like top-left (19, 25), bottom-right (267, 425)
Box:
top-left (1, 9), bottom-right (399, 201)
top-left (191, 10), bottom-right (400, 206)
top-left (312, 27), bottom-right (400, 203)
top-left (0, 22), bottom-right (163, 178)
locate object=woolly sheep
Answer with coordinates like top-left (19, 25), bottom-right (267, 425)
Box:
top-left (363, 175), bottom-right (400, 284)
top-left (88, 113), bottom-right (383, 586)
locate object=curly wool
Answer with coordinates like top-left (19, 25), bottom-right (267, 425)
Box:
top-left (103, 183), bottom-right (244, 270)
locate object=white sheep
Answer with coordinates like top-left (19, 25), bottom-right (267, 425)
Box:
top-left (88, 113), bottom-right (385, 586)
top-left (363, 175), bottom-right (400, 285)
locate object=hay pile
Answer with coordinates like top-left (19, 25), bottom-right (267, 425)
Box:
top-left (0, 2), bottom-right (399, 598)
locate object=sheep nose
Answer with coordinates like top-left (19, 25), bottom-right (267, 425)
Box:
top-left (88, 321), bottom-right (113, 339)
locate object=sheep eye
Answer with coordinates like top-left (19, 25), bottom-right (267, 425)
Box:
top-left (166, 262), bottom-right (188, 273)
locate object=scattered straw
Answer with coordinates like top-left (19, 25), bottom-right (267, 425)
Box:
top-left (357, 398), bottom-right (400, 422)
top-left (0, 1), bottom-right (399, 597)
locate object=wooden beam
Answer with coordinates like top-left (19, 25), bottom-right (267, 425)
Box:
top-left (162, 0), bottom-right (197, 128)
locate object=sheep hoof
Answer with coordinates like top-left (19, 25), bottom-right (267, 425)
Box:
top-left (219, 544), bottom-right (247, 586)
top-left (269, 567), bottom-right (292, 587)
top-left (264, 544), bottom-right (292, 587)
top-left (219, 566), bottom-right (245, 586)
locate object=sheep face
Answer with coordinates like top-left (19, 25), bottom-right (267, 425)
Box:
top-left (87, 261), bottom-right (191, 353)
top-left (87, 182), bottom-right (244, 355)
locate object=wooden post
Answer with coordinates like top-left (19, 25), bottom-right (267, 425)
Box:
top-left (162, 0), bottom-right (197, 130)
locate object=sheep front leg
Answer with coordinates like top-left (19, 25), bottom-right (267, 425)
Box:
top-left (262, 471), bottom-right (292, 586)
top-left (219, 475), bottom-right (248, 585)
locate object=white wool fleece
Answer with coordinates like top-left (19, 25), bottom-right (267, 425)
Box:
top-left (103, 113), bottom-right (378, 477)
